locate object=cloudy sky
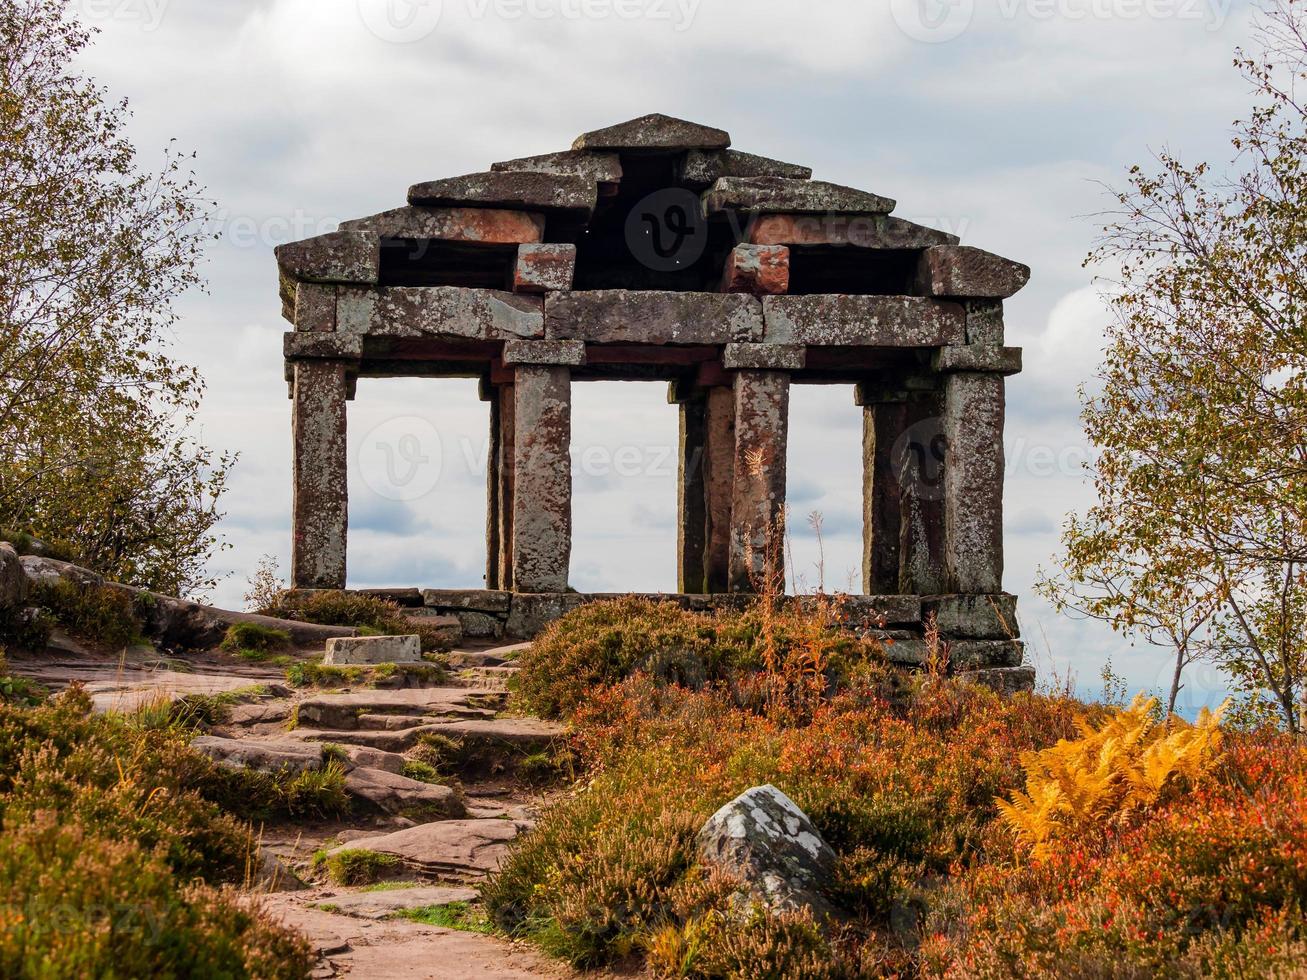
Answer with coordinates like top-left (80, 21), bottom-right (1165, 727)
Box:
top-left (74, 0), bottom-right (1258, 709)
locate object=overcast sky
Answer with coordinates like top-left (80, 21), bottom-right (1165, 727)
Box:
top-left (74, 0), bottom-right (1259, 710)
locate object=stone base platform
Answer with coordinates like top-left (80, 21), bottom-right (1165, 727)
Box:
top-left (329, 589), bottom-right (1031, 687)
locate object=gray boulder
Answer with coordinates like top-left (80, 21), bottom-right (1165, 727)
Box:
top-left (0, 543), bottom-right (28, 609)
top-left (697, 784), bottom-right (837, 920)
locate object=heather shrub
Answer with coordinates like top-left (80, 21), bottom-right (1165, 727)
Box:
top-left (30, 578), bottom-right (144, 648)
top-left (261, 589), bottom-right (450, 653)
top-left (221, 622), bottom-right (292, 656)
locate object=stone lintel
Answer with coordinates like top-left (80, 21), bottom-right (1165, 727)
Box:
top-left (573, 113), bottom-right (730, 152)
top-left (337, 287), bottom-right (544, 340)
top-left (339, 206), bottom-right (545, 245)
top-left (722, 343), bottom-right (806, 371)
top-left (512, 366), bottom-right (573, 593)
top-left (721, 244), bottom-right (790, 295)
top-left (513, 244), bottom-right (577, 294)
top-left (944, 373), bottom-right (1005, 594)
top-left (276, 230), bottom-right (380, 285)
top-left (853, 377), bottom-right (938, 406)
top-left (503, 339), bottom-right (587, 367)
top-left (295, 283), bottom-right (337, 333)
top-left (933, 346), bottom-right (1023, 375)
top-left (490, 150), bottom-right (623, 184)
top-left (922, 594), bottom-right (1020, 640)
top-left (545, 290), bottom-right (764, 345)
top-left (919, 245), bottom-right (1031, 299)
top-left (284, 332), bottom-right (364, 361)
top-left (747, 213), bottom-right (959, 249)
top-left (705, 176), bottom-right (895, 216)
top-left (763, 295), bottom-right (966, 346)
top-left (407, 171), bottom-right (596, 217)
top-left (678, 149), bottom-right (813, 186)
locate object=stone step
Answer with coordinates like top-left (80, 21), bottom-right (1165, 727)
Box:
top-left (289, 716), bottom-right (562, 756)
top-left (294, 688), bottom-right (505, 731)
top-left (343, 767), bottom-right (465, 820)
top-left (325, 818), bottom-right (525, 878)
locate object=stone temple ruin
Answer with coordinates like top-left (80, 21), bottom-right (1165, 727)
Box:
top-left (275, 114), bottom-right (1032, 690)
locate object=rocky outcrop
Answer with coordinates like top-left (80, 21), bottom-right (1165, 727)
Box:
top-left (697, 785), bottom-right (838, 920)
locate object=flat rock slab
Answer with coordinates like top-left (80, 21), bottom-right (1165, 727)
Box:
top-left (86, 672), bottom-right (268, 715)
top-left (327, 819), bottom-right (524, 877)
top-left (192, 736), bottom-right (324, 775)
top-left (572, 112), bottom-right (730, 152)
top-left (295, 688), bottom-right (501, 731)
top-left (705, 176), bottom-right (895, 216)
top-left (345, 768), bottom-right (466, 819)
top-left (314, 885), bottom-right (480, 919)
top-left (325, 635), bottom-right (422, 666)
top-left (290, 714), bottom-right (560, 755)
top-left (407, 171), bottom-right (596, 217)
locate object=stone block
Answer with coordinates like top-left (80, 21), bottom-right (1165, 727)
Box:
top-left (422, 589), bottom-right (513, 614)
top-left (763, 295), bottom-right (966, 346)
top-left (407, 171), bottom-right (596, 217)
top-left (728, 370), bottom-right (790, 592)
top-left (944, 373), bottom-right (1006, 594)
top-left (679, 149), bottom-right (812, 186)
top-left (505, 593), bottom-right (589, 637)
top-left (951, 640), bottom-right (1025, 669)
top-left (546, 290), bottom-right (763, 345)
top-left (276, 230), bottom-right (380, 285)
top-left (923, 594), bottom-right (1020, 640)
top-left (491, 150), bottom-right (623, 184)
top-left (868, 631), bottom-right (929, 666)
top-left (933, 346), bottom-right (1023, 375)
top-left (502, 339), bottom-right (587, 367)
top-left (705, 176), bottom-right (895, 216)
top-left (722, 344), bottom-right (806, 371)
top-left (337, 286), bottom-right (544, 340)
top-left (283, 332), bottom-right (363, 361)
top-left (836, 594), bottom-right (924, 627)
top-left (514, 244), bottom-right (577, 294)
top-left (511, 367), bottom-right (573, 593)
top-left (359, 587), bottom-right (423, 607)
top-left (294, 283), bottom-right (337, 333)
top-left (919, 245), bottom-right (1031, 299)
top-left (340, 206), bottom-right (544, 244)
top-left (965, 300), bottom-right (1005, 345)
top-left (747, 213), bottom-right (958, 249)
top-left (323, 635), bottom-right (422, 665)
top-left (457, 611), bottom-right (504, 640)
top-left (721, 244), bottom-right (790, 295)
top-left (292, 361), bottom-right (349, 590)
top-left (573, 113), bottom-right (730, 152)
top-left (959, 666), bottom-right (1036, 696)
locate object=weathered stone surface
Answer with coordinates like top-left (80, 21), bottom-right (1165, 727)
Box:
top-left (0, 543), bottom-right (28, 609)
top-left (706, 177), bottom-right (895, 216)
top-left (342, 746), bottom-right (408, 775)
top-left (919, 245), bottom-right (1031, 299)
top-left (960, 666), bottom-right (1037, 695)
top-left (573, 113), bottom-right (730, 152)
top-left (339, 206), bottom-right (544, 244)
top-left (491, 149), bottom-right (623, 184)
top-left (344, 767), bottom-right (465, 819)
top-left (513, 244), bottom-right (577, 294)
top-left (679, 149), bottom-right (812, 186)
top-left (722, 344), bottom-right (805, 371)
top-left (923, 594), bottom-right (1020, 640)
top-left (457, 611), bottom-right (504, 640)
top-left (283, 332), bottom-right (363, 360)
top-left (965, 300), bottom-right (1005, 346)
top-left (292, 360), bottom-right (349, 590)
top-left (407, 171), bottom-right (596, 217)
top-left (192, 736), bottom-right (323, 775)
top-left (305, 885), bottom-right (480, 919)
top-left (862, 399), bottom-right (906, 596)
top-left (944, 373), bottom-right (1005, 595)
top-left (951, 640), bottom-right (1025, 669)
top-left (933, 345), bottom-right (1023, 375)
top-left (275, 231), bottom-right (380, 285)
top-left (422, 589), bottom-right (513, 614)
top-left (337, 286), bottom-right (544, 340)
top-left (324, 635), bottom-right (422, 666)
top-left (870, 631), bottom-right (930, 666)
top-left (512, 367), bottom-right (572, 593)
top-left (721, 244), bottom-right (790, 295)
top-left (677, 397), bottom-right (709, 595)
top-left (824, 594), bottom-right (923, 627)
top-left (703, 388), bottom-right (736, 594)
top-left (294, 283), bottom-right (337, 333)
top-left (546, 290), bottom-right (763, 345)
top-left (360, 587), bottom-right (424, 607)
top-left (502, 339), bottom-right (586, 367)
top-left (729, 371), bottom-right (790, 593)
top-left (763, 295), bottom-right (966, 347)
top-left (747, 213), bottom-right (958, 249)
top-left (327, 819), bottom-right (522, 877)
top-left (697, 785), bottom-right (837, 919)
top-left (251, 849), bottom-right (308, 893)
top-left (504, 593), bottom-right (588, 638)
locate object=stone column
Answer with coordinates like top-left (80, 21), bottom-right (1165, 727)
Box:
top-left (728, 370), bottom-right (791, 593)
top-left (485, 389), bottom-right (501, 589)
top-left (859, 391), bottom-right (907, 595)
top-left (676, 393), bottom-right (708, 595)
top-left (510, 359), bottom-right (575, 594)
top-left (942, 372), bottom-right (1005, 594)
top-left (702, 386), bottom-right (736, 594)
top-left (291, 360), bottom-right (350, 590)
top-left (497, 384), bottom-right (516, 591)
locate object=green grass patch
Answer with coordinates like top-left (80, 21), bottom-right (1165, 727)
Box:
top-left (396, 901), bottom-right (492, 934)
top-left (314, 848), bottom-right (400, 887)
top-left (221, 622), bottom-right (292, 657)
